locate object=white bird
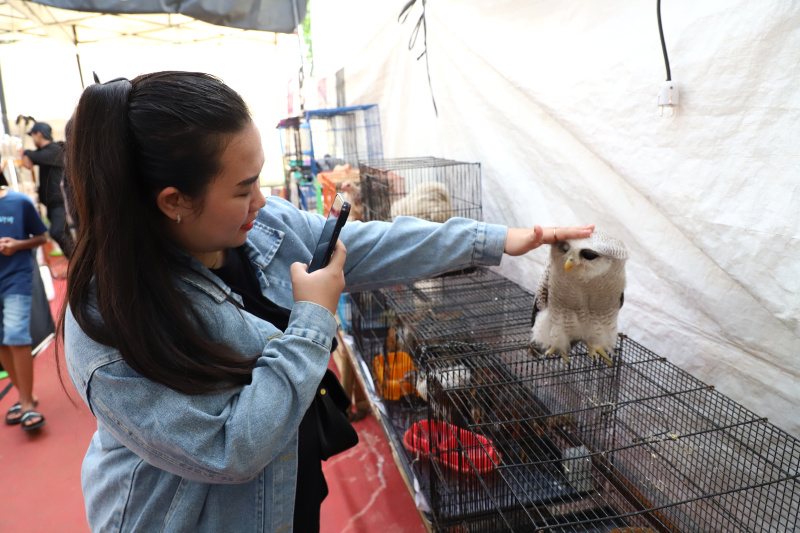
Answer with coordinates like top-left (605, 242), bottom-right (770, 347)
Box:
top-left (405, 363), bottom-right (471, 402)
top-left (530, 231), bottom-right (629, 366)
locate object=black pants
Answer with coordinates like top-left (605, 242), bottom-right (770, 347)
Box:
top-left (293, 405), bottom-right (328, 533)
top-left (46, 203), bottom-right (74, 259)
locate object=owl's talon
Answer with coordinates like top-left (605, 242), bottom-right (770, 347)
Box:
top-left (589, 347), bottom-right (614, 366)
top-left (544, 346), bottom-right (569, 364)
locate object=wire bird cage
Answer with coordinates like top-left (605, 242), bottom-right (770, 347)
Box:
top-left (277, 105), bottom-right (383, 214)
top-left (277, 116), bottom-right (316, 211)
top-left (349, 269), bottom-right (532, 428)
top-left (306, 105), bottom-right (383, 172)
top-left (306, 105), bottom-right (383, 215)
top-left (358, 157), bottom-right (483, 223)
top-left (348, 268), bottom-right (800, 533)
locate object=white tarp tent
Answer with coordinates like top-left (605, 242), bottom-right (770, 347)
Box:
top-left (310, 0), bottom-right (800, 438)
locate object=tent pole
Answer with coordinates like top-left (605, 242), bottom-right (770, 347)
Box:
top-left (73, 25), bottom-right (85, 89)
top-left (291, 0), bottom-right (305, 113)
top-left (0, 58), bottom-right (10, 136)
top-left (76, 53), bottom-right (85, 89)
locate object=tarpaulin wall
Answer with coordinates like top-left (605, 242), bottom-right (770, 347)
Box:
top-left (311, 0), bottom-right (800, 437)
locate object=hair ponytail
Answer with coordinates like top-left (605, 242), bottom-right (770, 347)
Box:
top-left (60, 72), bottom-right (256, 395)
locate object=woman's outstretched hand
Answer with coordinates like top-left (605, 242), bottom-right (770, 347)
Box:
top-left (504, 225), bottom-right (595, 256)
top-left (290, 239), bottom-right (347, 315)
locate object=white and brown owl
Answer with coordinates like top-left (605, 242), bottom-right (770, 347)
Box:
top-left (530, 231), bottom-right (629, 366)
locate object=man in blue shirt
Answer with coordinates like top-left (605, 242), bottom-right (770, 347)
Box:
top-left (0, 187), bottom-right (48, 431)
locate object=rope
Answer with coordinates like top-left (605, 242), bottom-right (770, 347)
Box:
top-left (399, 0), bottom-right (438, 116)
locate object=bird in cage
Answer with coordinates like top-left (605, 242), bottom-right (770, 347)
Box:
top-left (403, 362), bottom-right (472, 402)
top-left (382, 309), bottom-right (468, 358)
top-left (339, 179), bottom-right (364, 222)
top-left (463, 363), bottom-right (559, 441)
top-left (530, 231), bottom-right (628, 366)
top-left (391, 181), bottom-right (453, 223)
top-left (410, 360), bottom-right (518, 436)
top-left (379, 308), bottom-right (421, 356)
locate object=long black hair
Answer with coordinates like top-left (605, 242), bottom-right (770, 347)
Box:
top-left (60, 71), bottom-right (258, 395)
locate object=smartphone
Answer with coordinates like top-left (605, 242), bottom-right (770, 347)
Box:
top-left (308, 193), bottom-right (351, 273)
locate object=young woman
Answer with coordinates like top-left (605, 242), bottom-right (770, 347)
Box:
top-left (62, 71), bottom-right (593, 532)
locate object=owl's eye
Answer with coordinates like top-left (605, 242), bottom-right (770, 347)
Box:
top-left (559, 243), bottom-right (570, 253)
top-left (580, 250), bottom-right (599, 260)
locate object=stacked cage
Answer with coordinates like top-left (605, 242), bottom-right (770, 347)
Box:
top-left (359, 157), bottom-right (483, 223)
top-left (349, 269), bottom-right (532, 438)
top-left (306, 105), bottom-right (383, 215)
top-left (276, 116), bottom-right (316, 211)
top-left (348, 268), bottom-right (800, 533)
top-left (277, 105), bottom-right (384, 213)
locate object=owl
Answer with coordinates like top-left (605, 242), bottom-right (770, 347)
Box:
top-left (530, 231), bottom-right (628, 366)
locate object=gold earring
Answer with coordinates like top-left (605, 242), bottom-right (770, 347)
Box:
top-left (177, 214), bottom-right (181, 224)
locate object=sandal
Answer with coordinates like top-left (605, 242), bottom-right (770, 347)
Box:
top-left (5, 400), bottom-right (38, 425)
top-left (20, 410), bottom-right (45, 431)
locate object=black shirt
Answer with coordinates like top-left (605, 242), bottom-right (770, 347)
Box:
top-left (24, 141), bottom-right (65, 207)
top-left (211, 246), bottom-right (328, 533)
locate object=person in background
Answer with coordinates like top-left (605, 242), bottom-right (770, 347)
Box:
top-left (0, 186), bottom-right (49, 431)
top-left (60, 119), bottom-right (79, 232)
top-left (21, 121), bottom-right (75, 259)
top-left (62, 71), bottom-right (594, 532)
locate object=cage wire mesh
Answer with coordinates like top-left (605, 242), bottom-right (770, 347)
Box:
top-left (348, 270), bottom-right (535, 445)
top-left (276, 116), bottom-right (316, 211)
top-left (359, 157), bottom-right (483, 223)
top-left (347, 267), bottom-right (800, 532)
top-left (383, 269), bottom-right (533, 351)
top-left (306, 105), bottom-right (383, 215)
top-left (307, 105), bottom-right (383, 171)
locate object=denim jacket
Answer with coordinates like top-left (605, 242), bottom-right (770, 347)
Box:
top-left (66, 196), bottom-right (507, 532)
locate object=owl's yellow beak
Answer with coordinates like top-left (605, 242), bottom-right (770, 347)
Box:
top-left (564, 253), bottom-right (576, 272)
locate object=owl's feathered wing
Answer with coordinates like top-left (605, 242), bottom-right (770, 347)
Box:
top-left (531, 258), bottom-right (551, 326)
top-left (530, 258), bottom-right (581, 361)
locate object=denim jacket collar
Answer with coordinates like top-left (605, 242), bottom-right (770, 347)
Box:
top-left (172, 222), bottom-right (285, 305)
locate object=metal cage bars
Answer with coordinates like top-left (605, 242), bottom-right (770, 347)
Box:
top-left (347, 268), bottom-right (800, 532)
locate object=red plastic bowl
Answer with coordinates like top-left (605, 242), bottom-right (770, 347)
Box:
top-left (403, 420), bottom-right (501, 474)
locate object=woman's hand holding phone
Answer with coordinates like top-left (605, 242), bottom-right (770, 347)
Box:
top-left (290, 239), bottom-right (347, 315)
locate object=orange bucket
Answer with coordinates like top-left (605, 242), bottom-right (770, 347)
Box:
top-left (372, 352), bottom-right (417, 400)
